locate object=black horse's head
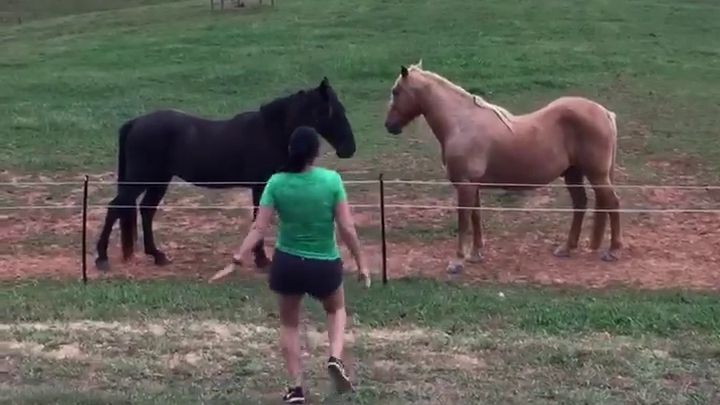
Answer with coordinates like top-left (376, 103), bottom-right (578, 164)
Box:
top-left (262, 78), bottom-right (356, 159)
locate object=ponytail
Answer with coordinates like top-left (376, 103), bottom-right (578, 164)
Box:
top-left (281, 126), bottom-right (320, 173)
top-left (283, 150), bottom-right (307, 173)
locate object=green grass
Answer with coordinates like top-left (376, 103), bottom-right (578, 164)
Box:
top-left (0, 0), bottom-right (183, 22)
top-left (1, 0), bottom-right (719, 177)
top-left (2, 279), bottom-right (719, 403)
top-left (4, 278), bottom-right (720, 336)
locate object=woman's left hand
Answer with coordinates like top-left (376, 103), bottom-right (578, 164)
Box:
top-left (232, 251), bottom-right (247, 266)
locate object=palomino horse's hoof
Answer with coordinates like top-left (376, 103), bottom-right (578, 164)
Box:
top-left (600, 249), bottom-right (620, 262)
top-left (446, 262), bottom-right (464, 274)
top-left (467, 253), bottom-right (484, 264)
top-left (553, 245), bottom-right (572, 258)
top-left (95, 258), bottom-right (110, 272)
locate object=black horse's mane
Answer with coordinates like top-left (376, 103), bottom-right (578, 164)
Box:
top-left (258, 88), bottom-right (312, 123)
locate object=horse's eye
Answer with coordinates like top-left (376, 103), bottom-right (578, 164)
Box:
top-left (392, 88), bottom-right (400, 97)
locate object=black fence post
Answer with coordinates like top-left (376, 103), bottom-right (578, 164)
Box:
top-left (81, 175), bottom-right (89, 285)
top-left (379, 173), bottom-right (388, 285)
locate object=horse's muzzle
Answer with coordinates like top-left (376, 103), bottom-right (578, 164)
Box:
top-left (336, 149), bottom-right (355, 159)
top-left (384, 121), bottom-right (402, 135)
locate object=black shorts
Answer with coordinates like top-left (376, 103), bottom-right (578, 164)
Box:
top-left (268, 249), bottom-right (343, 299)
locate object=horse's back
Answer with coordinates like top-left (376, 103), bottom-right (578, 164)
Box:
top-left (541, 96), bottom-right (617, 175)
top-left (483, 95), bottom-right (616, 181)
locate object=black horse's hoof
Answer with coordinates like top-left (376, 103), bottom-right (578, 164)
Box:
top-left (95, 258), bottom-right (110, 272)
top-left (153, 252), bottom-right (172, 266)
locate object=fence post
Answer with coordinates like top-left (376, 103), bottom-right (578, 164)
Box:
top-left (379, 173), bottom-right (388, 285)
top-left (81, 175), bottom-right (89, 285)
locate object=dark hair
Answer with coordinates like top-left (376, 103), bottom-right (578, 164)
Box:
top-left (282, 126), bottom-right (320, 173)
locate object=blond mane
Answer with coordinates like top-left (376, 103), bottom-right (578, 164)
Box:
top-left (407, 63), bottom-right (515, 132)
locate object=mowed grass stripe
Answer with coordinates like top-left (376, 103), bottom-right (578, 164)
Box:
top-left (3, 279), bottom-right (719, 336)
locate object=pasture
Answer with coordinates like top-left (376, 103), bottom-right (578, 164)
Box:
top-left (1, 0), bottom-right (719, 403)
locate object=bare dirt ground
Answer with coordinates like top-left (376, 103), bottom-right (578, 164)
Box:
top-left (1, 162), bottom-right (719, 290)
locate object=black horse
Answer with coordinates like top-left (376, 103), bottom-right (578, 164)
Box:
top-left (95, 77), bottom-right (356, 271)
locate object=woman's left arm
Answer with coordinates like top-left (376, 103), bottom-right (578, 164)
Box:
top-left (233, 206), bottom-right (274, 264)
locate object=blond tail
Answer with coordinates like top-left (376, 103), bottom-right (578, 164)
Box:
top-left (607, 110), bottom-right (618, 183)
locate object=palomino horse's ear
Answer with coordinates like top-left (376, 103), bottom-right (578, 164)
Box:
top-left (400, 65), bottom-right (409, 78)
top-left (416, 59), bottom-right (423, 68)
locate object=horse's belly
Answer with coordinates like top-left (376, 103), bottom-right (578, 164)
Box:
top-left (482, 160), bottom-right (568, 187)
top-left (170, 152), bottom-right (247, 187)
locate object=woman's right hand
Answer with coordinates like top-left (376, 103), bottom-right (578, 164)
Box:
top-left (358, 267), bottom-right (371, 288)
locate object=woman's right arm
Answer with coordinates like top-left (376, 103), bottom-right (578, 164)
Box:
top-left (334, 200), bottom-right (368, 276)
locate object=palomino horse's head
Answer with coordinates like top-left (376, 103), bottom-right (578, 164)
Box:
top-left (384, 61), bottom-right (426, 135)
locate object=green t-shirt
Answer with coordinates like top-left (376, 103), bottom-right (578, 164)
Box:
top-left (259, 167), bottom-right (347, 260)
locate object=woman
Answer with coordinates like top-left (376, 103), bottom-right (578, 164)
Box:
top-left (229, 125), bottom-right (370, 403)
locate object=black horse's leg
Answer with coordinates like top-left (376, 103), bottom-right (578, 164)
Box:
top-left (95, 196), bottom-right (122, 271)
top-left (95, 185), bottom-right (144, 271)
top-left (251, 186), bottom-right (271, 269)
top-left (140, 182), bottom-right (171, 266)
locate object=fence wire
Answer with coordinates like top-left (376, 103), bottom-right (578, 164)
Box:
top-left (1, 204), bottom-right (719, 214)
top-left (1, 179), bottom-right (719, 189)
top-left (1, 178), bottom-right (718, 213)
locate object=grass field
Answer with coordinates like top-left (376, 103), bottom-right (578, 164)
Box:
top-left (3, 279), bottom-right (720, 403)
top-left (1, 0), bottom-right (720, 403)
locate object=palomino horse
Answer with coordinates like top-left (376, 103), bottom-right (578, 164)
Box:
top-left (384, 62), bottom-right (622, 273)
top-left (95, 77), bottom-right (356, 271)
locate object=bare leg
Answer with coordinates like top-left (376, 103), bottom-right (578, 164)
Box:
top-left (554, 168), bottom-right (587, 257)
top-left (140, 183), bottom-right (171, 266)
top-left (468, 187), bottom-right (484, 263)
top-left (251, 186), bottom-right (271, 269)
top-left (448, 185), bottom-right (474, 274)
top-left (321, 285), bottom-right (346, 359)
top-left (321, 284), bottom-right (353, 393)
top-left (278, 294), bottom-right (303, 387)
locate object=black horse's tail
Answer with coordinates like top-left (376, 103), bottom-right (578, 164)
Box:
top-left (117, 119), bottom-right (137, 259)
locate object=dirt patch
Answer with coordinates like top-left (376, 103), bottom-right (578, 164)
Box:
top-left (1, 341), bottom-right (87, 361)
top-left (369, 209), bottom-right (720, 290)
top-left (1, 167), bottom-right (719, 290)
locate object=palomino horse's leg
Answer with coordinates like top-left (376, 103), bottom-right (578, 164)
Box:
top-left (140, 182), bottom-right (171, 266)
top-left (448, 184), bottom-right (475, 274)
top-left (251, 186), bottom-right (271, 269)
top-left (468, 187), bottom-right (484, 263)
top-left (588, 175), bottom-right (621, 261)
top-left (554, 167), bottom-right (587, 257)
top-left (605, 186), bottom-right (622, 261)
